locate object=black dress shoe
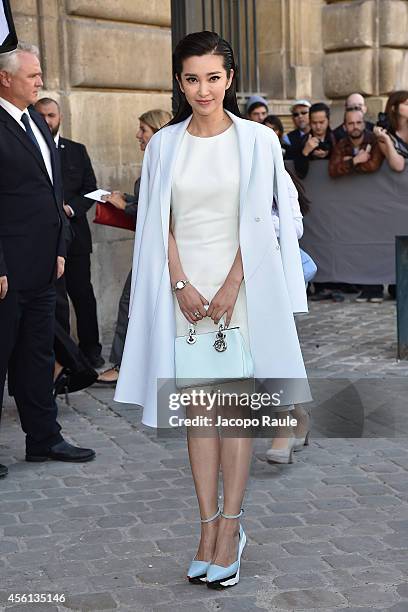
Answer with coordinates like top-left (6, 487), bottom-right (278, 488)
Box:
top-left (0, 463), bottom-right (8, 478)
top-left (54, 367), bottom-right (98, 396)
top-left (26, 440), bottom-right (96, 463)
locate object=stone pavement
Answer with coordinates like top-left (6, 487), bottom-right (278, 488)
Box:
top-left (1, 297), bottom-right (408, 612)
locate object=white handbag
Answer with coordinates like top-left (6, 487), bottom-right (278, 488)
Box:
top-left (175, 319), bottom-right (254, 389)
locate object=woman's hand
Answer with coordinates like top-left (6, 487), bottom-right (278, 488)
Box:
top-left (207, 278), bottom-right (241, 327)
top-left (102, 191), bottom-right (126, 210)
top-left (175, 284), bottom-right (209, 325)
top-left (373, 126), bottom-right (391, 145)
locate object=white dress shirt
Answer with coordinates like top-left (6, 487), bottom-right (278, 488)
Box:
top-left (0, 96), bottom-right (53, 183)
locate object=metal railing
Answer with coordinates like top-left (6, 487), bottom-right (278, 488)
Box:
top-left (171, 0), bottom-right (261, 97)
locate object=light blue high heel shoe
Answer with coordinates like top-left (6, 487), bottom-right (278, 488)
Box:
top-left (187, 506), bottom-right (220, 584)
top-left (206, 508), bottom-right (246, 589)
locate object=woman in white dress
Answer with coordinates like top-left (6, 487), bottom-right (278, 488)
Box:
top-left (115, 31), bottom-right (310, 588)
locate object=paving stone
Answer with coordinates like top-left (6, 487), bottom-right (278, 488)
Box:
top-left (388, 519), bottom-right (408, 532)
top-left (270, 587), bottom-right (346, 609)
top-left (282, 541), bottom-right (336, 556)
top-left (351, 484), bottom-right (395, 496)
top-left (387, 604), bottom-right (408, 612)
top-left (44, 561), bottom-right (91, 580)
top-left (0, 514), bottom-right (18, 525)
top-left (63, 592), bottom-right (117, 610)
top-left (322, 553), bottom-right (372, 569)
top-left (4, 524), bottom-right (49, 537)
top-left (310, 497), bottom-right (359, 511)
top-left (343, 585), bottom-right (399, 606)
top-left (292, 525), bottom-right (341, 540)
top-left (62, 505), bottom-right (108, 518)
top-left (272, 555), bottom-right (331, 573)
top-left (49, 518), bottom-right (95, 533)
top-left (356, 495), bottom-right (403, 508)
top-left (59, 543), bottom-right (108, 561)
top-left (249, 528), bottom-right (299, 545)
top-left (108, 539), bottom-right (158, 556)
top-left (258, 515), bottom-right (304, 529)
top-left (330, 535), bottom-right (385, 553)
top-left (351, 567), bottom-right (404, 584)
top-left (0, 501), bottom-right (31, 513)
top-left (207, 597), bottom-right (266, 611)
top-left (113, 586), bottom-right (175, 606)
top-left (300, 511), bottom-right (350, 525)
top-left (138, 510), bottom-right (184, 524)
top-left (97, 514), bottom-right (138, 528)
top-left (273, 571), bottom-right (328, 589)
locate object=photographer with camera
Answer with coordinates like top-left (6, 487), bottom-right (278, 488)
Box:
top-left (293, 102), bottom-right (335, 179)
top-left (374, 91), bottom-right (408, 173)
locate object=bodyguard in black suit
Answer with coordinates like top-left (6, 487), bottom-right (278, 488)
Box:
top-left (35, 98), bottom-right (103, 368)
top-left (0, 44), bottom-right (95, 478)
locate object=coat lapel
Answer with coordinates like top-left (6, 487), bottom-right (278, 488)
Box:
top-left (225, 110), bottom-right (256, 218)
top-left (0, 106), bottom-right (50, 178)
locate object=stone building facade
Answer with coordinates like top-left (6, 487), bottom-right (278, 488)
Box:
top-left (10, 0), bottom-right (408, 339)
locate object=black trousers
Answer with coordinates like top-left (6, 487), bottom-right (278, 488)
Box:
top-left (0, 284), bottom-right (63, 454)
top-left (63, 253), bottom-right (101, 356)
top-left (110, 269), bottom-right (131, 365)
top-left (358, 284), bottom-right (384, 298)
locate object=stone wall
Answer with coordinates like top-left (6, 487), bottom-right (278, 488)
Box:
top-left (11, 0), bottom-right (173, 341)
top-left (258, 0), bottom-right (325, 119)
top-left (323, 0), bottom-right (408, 118)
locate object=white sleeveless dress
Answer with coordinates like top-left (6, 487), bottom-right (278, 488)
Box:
top-left (170, 124), bottom-right (250, 350)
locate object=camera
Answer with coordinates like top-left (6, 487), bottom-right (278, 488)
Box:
top-left (316, 140), bottom-right (330, 151)
top-left (377, 112), bottom-right (390, 130)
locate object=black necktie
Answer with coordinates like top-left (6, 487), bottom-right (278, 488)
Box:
top-left (20, 113), bottom-right (41, 153)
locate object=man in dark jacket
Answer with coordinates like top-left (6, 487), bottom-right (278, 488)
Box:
top-left (35, 98), bottom-right (104, 368)
top-left (333, 93), bottom-right (374, 142)
top-left (0, 44), bottom-right (95, 478)
top-left (293, 102), bottom-right (335, 179)
top-left (329, 109), bottom-right (383, 178)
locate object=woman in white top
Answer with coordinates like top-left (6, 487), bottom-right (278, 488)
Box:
top-left (115, 31), bottom-right (310, 588)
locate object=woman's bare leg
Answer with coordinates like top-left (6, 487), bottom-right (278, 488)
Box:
top-left (187, 404), bottom-right (220, 562)
top-left (211, 435), bottom-right (253, 566)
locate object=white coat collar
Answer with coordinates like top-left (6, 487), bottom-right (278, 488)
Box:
top-left (159, 110), bottom-right (256, 252)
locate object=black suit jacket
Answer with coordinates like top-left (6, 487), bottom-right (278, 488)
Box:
top-left (0, 105), bottom-right (66, 291)
top-left (285, 129), bottom-right (308, 160)
top-left (58, 137), bottom-right (98, 255)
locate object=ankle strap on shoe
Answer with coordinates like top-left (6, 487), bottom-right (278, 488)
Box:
top-left (200, 506), bottom-right (221, 523)
top-left (221, 508), bottom-right (244, 519)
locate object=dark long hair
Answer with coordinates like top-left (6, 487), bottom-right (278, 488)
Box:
top-left (385, 90), bottom-right (408, 134)
top-left (168, 31), bottom-right (241, 125)
top-left (286, 168), bottom-right (310, 216)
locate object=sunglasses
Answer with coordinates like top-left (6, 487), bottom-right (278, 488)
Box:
top-left (292, 110), bottom-right (309, 117)
top-left (346, 105), bottom-right (363, 112)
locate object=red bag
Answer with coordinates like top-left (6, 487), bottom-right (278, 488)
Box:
top-left (93, 202), bottom-right (136, 231)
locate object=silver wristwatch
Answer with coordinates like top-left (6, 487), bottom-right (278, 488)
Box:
top-left (173, 279), bottom-right (190, 292)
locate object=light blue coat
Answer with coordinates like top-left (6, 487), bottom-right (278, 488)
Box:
top-left (115, 111), bottom-right (309, 427)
